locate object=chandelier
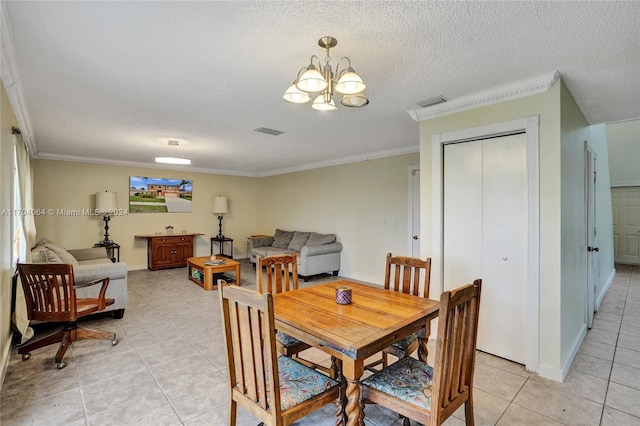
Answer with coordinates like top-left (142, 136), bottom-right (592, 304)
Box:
top-left (283, 36), bottom-right (369, 111)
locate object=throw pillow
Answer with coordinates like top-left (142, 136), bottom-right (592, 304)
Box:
top-left (287, 231), bottom-right (311, 252)
top-left (31, 246), bottom-right (63, 263)
top-left (271, 229), bottom-right (295, 249)
top-left (32, 237), bottom-right (54, 249)
top-left (44, 243), bottom-right (79, 266)
top-left (306, 232), bottom-right (336, 247)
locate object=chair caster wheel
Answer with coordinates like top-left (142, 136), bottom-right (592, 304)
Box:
top-left (22, 353), bottom-right (31, 361)
top-left (56, 361), bottom-right (66, 369)
top-left (111, 339), bottom-right (118, 346)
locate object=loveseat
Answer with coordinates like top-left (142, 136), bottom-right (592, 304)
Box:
top-left (248, 229), bottom-right (343, 281)
top-left (30, 238), bottom-right (128, 318)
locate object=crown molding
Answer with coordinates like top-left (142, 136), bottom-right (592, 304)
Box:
top-left (407, 71), bottom-right (560, 122)
top-left (1, 3), bottom-right (37, 156)
top-left (256, 145), bottom-right (419, 177)
top-left (33, 145), bottom-right (419, 178)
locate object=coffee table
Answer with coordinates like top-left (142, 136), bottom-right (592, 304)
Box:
top-left (187, 256), bottom-right (241, 290)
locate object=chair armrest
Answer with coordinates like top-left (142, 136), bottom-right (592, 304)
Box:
top-left (248, 236), bottom-right (274, 249)
top-left (300, 242), bottom-right (343, 257)
top-left (73, 262), bottom-right (127, 283)
top-left (74, 276), bottom-right (111, 310)
top-left (68, 247), bottom-right (108, 261)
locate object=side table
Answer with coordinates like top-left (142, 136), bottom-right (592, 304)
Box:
top-left (211, 236), bottom-right (233, 258)
top-left (93, 242), bottom-right (120, 263)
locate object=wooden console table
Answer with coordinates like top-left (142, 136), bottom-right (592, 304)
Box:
top-left (135, 233), bottom-right (204, 270)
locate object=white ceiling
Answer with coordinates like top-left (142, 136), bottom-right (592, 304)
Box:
top-left (2, 1), bottom-right (639, 176)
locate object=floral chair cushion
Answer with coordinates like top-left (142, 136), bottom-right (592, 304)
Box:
top-left (390, 332), bottom-right (417, 351)
top-left (276, 331), bottom-right (303, 348)
top-left (276, 355), bottom-right (339, 411)
top-left (361, 356), bottom-right (434, 410)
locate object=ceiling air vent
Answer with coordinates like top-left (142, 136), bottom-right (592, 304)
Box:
top-left (254, 127), bottom-right (284, 136)
top-left (417, 96), bottom-right (448, 108)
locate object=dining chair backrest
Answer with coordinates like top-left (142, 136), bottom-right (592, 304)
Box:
top-left (220, 285), bottom-right (281, 423)
top-left (361, 279), bottom-right (482, 426)
top-left (257, 253), bottom-right (299, 294)
top-left (384, 252), bottom-right (432, 298)
top-left (431, 279), bottom-right (482, 425)
top-left (219, 284), bottom-right (341, 425)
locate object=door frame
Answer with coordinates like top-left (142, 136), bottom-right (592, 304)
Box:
top-left (585, 143), bottom-right (597, 328)
top-left (432, 115), bottom-right (540, 372)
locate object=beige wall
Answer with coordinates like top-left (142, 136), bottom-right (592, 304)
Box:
top-left (418, 80), bottom-right (615, 379)
top-left (257, 153), bottom-right (419, 284)
top-left (31, 153), bottom-right (418, 283)
top-left (606, 119), bottom-right (640, 186)
top-left (32, 160), bottom-right (260, 270)
top-left (0, 82), bottom-right (19, 384)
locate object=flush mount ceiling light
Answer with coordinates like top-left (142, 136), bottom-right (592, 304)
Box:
top-left (283, 36), bottom-right (369, 111)
top-left (155, 140), bottom-right (191, 165)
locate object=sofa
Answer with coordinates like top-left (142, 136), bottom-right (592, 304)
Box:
top-left (248, 229), bottom-right (343, 281)
top-left (30, 238), bottom-right (127, 319)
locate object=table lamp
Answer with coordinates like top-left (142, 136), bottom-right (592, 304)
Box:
top-left (96, 191), bottom-right (117, 244)
top-left (213, 195), bottom-right (228, 238)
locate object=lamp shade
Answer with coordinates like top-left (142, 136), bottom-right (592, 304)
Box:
top-left (335, 68), bottom-right (367, 95)
top-left (296, 66), bottom-right (328, 93)
top-left (283, 83), bottom-right (311, 104)
top-left (340, 93), bottom-right (370, 108)
top-left (213, 195), bottom-right (228, 214)
top-left (312, 94), bottom-right (337, 111)
top-left (96, 191), bottom-right (117, 216)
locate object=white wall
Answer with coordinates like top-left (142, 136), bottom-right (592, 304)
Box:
top-left (607, 119), bottom-right (640, 186)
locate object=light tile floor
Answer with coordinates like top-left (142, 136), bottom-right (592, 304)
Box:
top-left (1, 262), bottom-right (638, 425)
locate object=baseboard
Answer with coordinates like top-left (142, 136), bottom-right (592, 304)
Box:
top-left (538, 323), bottom-right (588, 382)
top-left (595, 267), bottom-right (616, 311)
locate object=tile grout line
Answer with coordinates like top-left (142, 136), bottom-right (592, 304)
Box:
top-left (598, 264), bottom-right (633, 426)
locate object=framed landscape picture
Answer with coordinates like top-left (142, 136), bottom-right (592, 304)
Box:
top-left (129, 176), bottom-right (193, 213)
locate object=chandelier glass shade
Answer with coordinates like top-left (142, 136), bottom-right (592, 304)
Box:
top-left (283, 36), bottom-right (369, 110)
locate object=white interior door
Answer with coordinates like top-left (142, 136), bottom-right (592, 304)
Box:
top-left (612, 186), bottom-right (640, 264)
top-left (409, 167), bottom-right (421, 258)
top-left (444, 133), bottom-right (528, 364)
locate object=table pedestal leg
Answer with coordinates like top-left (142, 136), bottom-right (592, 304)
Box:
top-left (345, 378), bottom-right (364, 426)
top-left (418, 323), bottom-right (431, 362)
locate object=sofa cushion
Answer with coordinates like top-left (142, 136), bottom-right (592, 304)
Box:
top-left (252, 247), bottom-right (270, 259)
top-left (31, 245), bottom-right (63, 263)
top-left (43, 242), bottom-right (79, 266)
top-left (287, 231), bottom-right (311, 252)
top-left (267, 247), bottom-right (293, 257)
top-left (306, 232), bottom-right (336, 247)
top-left (272, 229), bottom-right (294, 249)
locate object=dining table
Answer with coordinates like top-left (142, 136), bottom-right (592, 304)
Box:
top-left (272, 280), bottom-right (440, 426)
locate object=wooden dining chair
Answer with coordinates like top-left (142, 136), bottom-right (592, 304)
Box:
top-left (219, 285), bottom-right (342, 426)
top-left (361, 279), bottom-right (482, 426)
top-left (16, 263), bottom-right (118, 369)
top-left (365, 252), bottom-right (432, 372)
top-left (257, 253), bottom-right (338, 379)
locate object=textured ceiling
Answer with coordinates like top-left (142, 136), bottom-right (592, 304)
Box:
top-left (2, 1), bottom-right (639, 176)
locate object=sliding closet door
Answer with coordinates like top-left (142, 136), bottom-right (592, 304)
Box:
top-left (443, 133), bottom-right (528, 364)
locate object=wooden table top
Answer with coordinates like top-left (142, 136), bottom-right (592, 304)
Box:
top-left (187, 256), bottom-right (240, 268)
top-left (273, 280), bottom-right (439, 360)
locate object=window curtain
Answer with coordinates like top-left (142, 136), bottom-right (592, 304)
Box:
top-left (12, 132), bottom-right (34, 343)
